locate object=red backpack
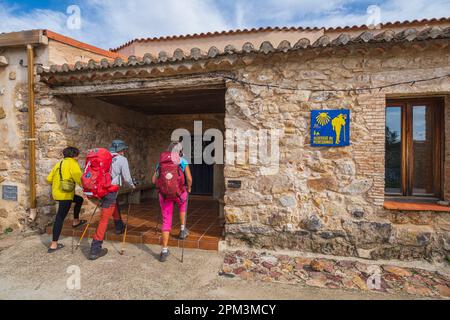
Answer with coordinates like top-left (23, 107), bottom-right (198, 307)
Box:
top-left (156, 151), bottom-right (186, 200)
top-left (81, 148), bottom-right (119, 199)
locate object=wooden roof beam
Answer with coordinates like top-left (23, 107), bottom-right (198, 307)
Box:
top-left (0, 30), bottom-right (48, 48)
top-left (47, 74), bottom-right (227, 96)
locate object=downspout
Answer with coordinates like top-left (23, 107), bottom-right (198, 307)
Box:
top-left (27, 44), bottom-right (37, 221)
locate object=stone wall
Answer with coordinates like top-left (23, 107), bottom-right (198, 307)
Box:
top-left (33, 90), bottom-right (154, 225)
top-left (0, 46), bottom-right (48, 231)
top-left (0, 38), bottom-right (126, 231)
top-left (47, 39), bottom-right (114, 66)
top-left (32, 90), bottom-right (226, 225)
top-left (223, 43), bottom-right (450, 262)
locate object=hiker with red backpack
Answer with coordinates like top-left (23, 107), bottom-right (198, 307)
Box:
top-left (152, 142), bottom-right (192, 262)
top-left (83, 140), bottom-right (135, 260)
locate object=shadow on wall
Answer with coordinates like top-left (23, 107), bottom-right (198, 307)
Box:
top-left (35, 93), bottom-right (226, 221)
top-left (35, 95), bottom-right (153, 218)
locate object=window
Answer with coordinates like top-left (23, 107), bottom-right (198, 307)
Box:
top-left (385, 98), bottom-right (444, 198)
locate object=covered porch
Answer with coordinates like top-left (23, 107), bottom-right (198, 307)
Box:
top-left (47, 197), bottom-right (223, 250)
top-left (38, 71), bottom-right (229, 251)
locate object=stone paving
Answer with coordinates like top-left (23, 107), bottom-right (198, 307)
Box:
top-left (221, 250), bottom-right (450, 298)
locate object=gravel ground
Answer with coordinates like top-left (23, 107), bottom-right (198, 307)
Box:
top-left (0, 232), bottom-right (432, 300)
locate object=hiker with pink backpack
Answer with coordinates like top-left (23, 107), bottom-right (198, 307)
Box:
top-left (152, 141), bottom-right (193, 262)
top-left (82, 140), bottom-right (135, 260)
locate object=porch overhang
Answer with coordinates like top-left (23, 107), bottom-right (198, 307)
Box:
top-left (55, 75), bottom-right (227, 115)
top-left (42, 74), bottom-right (227, 97)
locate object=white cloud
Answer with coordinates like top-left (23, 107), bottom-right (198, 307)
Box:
top-left (83, 0), bottom-right (230, 48)
top-left (0, 3), bottom-right (67, 33)
top-left (288, 0), bottom-right (450, 28)
top-left (0, 0), bottom-right (230, 49)
top-left (229, 0), bottom-right (450, 29)
top-left (0, 0), bottom-right (448, 50)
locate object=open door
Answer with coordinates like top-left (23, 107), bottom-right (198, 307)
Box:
top-left (189, 136), bottom-right (214, 196)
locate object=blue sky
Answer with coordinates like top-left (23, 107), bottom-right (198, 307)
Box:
top-left (1, 0), bottom-right (449, 49)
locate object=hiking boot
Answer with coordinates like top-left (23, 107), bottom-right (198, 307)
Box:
top-left (178, 228), bottom-right (189, 240)
top-left (89, 248), bottom-right (108, 261)
top-left (89, 239), bottom-right (108, 260)
top-left (114, 220), bottom-right (125, 235)
top-left (159, 250), bottom-right (170, 262)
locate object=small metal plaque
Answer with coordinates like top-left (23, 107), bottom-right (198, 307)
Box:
top-left (2, 185), bottom-right (18, 201)
top-left (227, 180), bottom-right (242, 189)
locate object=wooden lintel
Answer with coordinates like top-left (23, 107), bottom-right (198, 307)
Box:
top-left (0, 30), bottom-right (47, 48)
top-left (48, 75), bottom-right (227, 96)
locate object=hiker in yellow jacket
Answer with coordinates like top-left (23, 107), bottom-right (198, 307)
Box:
top-left (46, 147), bottom-right (85, 253)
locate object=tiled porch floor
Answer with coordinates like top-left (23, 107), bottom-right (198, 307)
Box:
top-left (47, 198), bottom-right (224, 251)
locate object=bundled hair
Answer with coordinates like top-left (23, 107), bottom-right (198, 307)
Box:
top-left (63, 147), bottom-right (80, 158)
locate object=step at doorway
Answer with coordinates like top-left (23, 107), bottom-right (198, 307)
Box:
top-left (47, 199), bottom-right (224, 251)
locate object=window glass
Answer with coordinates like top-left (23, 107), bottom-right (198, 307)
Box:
top-left (412, 105), bottom-right (434, 195)
top-left (385, 106), bottom-right (402, 194)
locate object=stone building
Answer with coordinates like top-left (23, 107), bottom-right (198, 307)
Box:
top-left (0, 30), bottom-right (121, 229)
top-left (1, 18), bottom-right (450, 262)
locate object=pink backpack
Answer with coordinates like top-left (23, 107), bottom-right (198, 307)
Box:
top-left (156, 152), bottom-right (186, 200)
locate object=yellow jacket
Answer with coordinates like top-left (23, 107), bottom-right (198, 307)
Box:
top-left (47, 158), bottom-right (83, 201)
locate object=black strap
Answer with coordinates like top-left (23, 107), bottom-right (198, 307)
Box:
top-left (59, 159), bottom-right (73, 182)
top-left (59, 160), bottom-right (64, 180)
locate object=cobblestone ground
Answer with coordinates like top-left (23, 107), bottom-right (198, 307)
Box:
top-left (222, 250), bottom-right (450, 298)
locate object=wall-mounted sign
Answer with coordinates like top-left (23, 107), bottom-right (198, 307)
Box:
top-left (311, 110), bottom-right (350, 147)
top-left (227, 180), bottom-right (242, 189)
top-left (2, 185), bottom-right (18, 201)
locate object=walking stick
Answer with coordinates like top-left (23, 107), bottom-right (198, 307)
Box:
top-left (181, 194), bottom-right (189, 264)
top-left (75, 202), bottom-right (100, 250)
top-left (120, 192), bottom-right (133, 255)
top-left (181, 223), bottom-right (185, 263)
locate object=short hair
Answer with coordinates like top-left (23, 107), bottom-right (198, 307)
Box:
top-left (63, 147), bottom-right (80, 158)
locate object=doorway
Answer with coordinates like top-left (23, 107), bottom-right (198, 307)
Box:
top-left (188, 136), bottom-right (214, 196)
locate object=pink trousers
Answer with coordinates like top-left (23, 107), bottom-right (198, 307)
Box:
top-left (158, 191), bottom-right (188, 232)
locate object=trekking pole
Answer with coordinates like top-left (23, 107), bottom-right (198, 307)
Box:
top-left (181, 194), bottom-right (189, 264)
top-left (181, 218), bottom-right (185, 263)
top-left (120, 191), bottom-right (133, 255)
top-left (75, 202), bottom-right (100, 250)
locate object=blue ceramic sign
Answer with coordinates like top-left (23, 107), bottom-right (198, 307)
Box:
top-left (311, 110), bottom-right (350, 147)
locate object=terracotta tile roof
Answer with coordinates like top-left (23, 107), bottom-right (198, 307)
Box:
top-left (110, 17), bottom-right (450, 52)
top-left (44, 30), bottom-right (124, 60)
top-left (38, 25), bottom-right (450, 83)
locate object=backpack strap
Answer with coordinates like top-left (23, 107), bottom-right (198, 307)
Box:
top-left (59, 160), bottom-right (64, 180)
top-left (59, 159), bottom-right (75, 183)
top-left (155, 163), bottom-right (160, 178)
top-left (84, 161), bottom-right (91, 173)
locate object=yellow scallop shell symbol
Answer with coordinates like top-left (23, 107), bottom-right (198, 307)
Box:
top-left (316, 112), bottom-right (331, 126)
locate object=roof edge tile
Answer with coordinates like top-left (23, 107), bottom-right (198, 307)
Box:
top-left (110, 17), bottom-right (450, 52)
